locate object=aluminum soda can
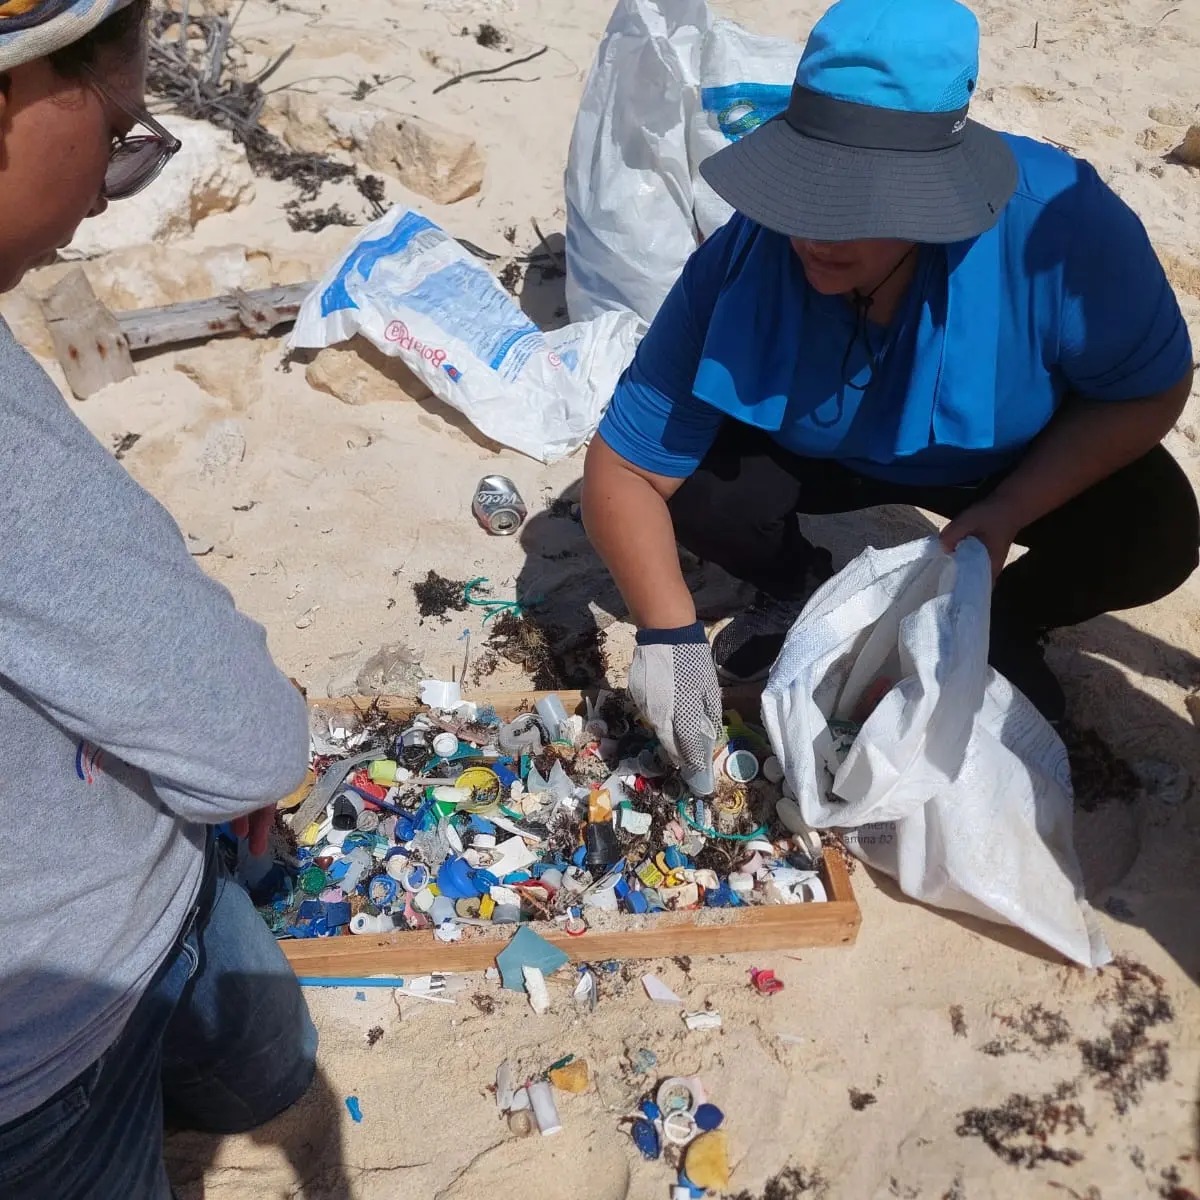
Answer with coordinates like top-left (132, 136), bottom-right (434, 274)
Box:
top-left (472, 475), bottom-right (527, 535)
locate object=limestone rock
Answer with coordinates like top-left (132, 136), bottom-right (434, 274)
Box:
top-left (1148, 102), bottom-right (1194, 126)
top-left (69, 118), bottom-right (255, 256)
top-left (272, 91), bottom-right (369, 156)
top-left (0, 286), bottom-right (54, 358)
top-left (305, 336), bottom-right (433, 406)
top-left (1168, 124), bottom-right (1200, 168)
top-left (362, 115), bottom-right (484, 204)
top-left (174, 340), bottom-right (268, 412)
top-left (355, 644), bottom-right (424, 695)
top-left (198, 419), bottom-right (248, 480)
top-left (1137, 126), bottom-right (1179, 154)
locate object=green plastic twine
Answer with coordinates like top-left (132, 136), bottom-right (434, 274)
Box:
top-left (676, 800), bottom-right (769, 843)
top-left (463, 577), bottom-right (540, 625)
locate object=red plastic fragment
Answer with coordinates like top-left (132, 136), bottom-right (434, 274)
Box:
top-left (749, 968), bottom-right (785, 996)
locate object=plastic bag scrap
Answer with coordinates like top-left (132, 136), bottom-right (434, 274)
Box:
top-left (761, 537), bottom-right (1112, 969)
top-left (564, 0), bottom-right (798, 323)
top-left (290, 206), bottom-right (643, 463)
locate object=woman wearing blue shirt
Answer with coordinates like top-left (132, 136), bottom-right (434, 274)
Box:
top-left (582, 0), bottom-right (1196, 789)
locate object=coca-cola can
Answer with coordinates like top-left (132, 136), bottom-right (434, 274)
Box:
top-left (472, 475), bottom-right (527, 536)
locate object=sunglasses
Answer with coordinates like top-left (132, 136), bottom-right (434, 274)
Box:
top-left (83, 67), bottom-right (182, 201)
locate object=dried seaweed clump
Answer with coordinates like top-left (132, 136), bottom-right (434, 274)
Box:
top-left (956, 1082), bottom-right (1088, 1169)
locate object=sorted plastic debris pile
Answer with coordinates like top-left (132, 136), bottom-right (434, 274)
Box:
top-left (243, 687), bottom-right (829, 943)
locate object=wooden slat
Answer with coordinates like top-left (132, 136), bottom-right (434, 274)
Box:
top-left (117, 282), bottom-right (314, 352)
top-left (312, 686), bottom-right (766, 723)
top-left (41, 268), bottom-right (136, 399)
top-left (282, 850), bottom-right (860, 975)
top-left (285, 689), bottom-right (862, 975)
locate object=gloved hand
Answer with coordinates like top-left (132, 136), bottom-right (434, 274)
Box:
top-left (628, 621), bottom-right (722, 796)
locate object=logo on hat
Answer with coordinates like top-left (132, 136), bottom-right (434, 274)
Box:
top-left (951, 117), bottom-right (967, 133)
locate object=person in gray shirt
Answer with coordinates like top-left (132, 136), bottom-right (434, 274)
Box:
top-left (0, 3), bottom-right (318, 1195)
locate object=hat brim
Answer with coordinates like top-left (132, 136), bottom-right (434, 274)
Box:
top-left (698, 116), bottom-right (1017, 244)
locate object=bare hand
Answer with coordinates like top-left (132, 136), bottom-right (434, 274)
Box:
top-left (940, 497), bottom-right (1023, 581)
top-left (232, 805), bottom-right (276, 856)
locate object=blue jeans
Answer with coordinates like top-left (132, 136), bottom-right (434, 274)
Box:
top-left (0, 844), bottom-right (317, 1199)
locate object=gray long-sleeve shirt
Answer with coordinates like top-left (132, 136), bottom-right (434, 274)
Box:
top-left (0, 321), bottom-right (309, 1125)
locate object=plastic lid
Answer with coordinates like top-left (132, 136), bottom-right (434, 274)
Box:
top-left (724, 749), bottom-right (761, 783)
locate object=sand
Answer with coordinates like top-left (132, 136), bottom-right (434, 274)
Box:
top-left (7, 0), bottom-right (1200, 1195)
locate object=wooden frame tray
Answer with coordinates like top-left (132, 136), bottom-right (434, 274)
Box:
top-left (281, 691), bottom-right (861, 975)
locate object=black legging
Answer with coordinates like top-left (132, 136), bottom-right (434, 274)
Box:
top-left (668, 422), bottom-right (1199, 641)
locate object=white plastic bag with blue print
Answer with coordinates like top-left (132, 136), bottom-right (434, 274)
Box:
top-left (565, 0), bottom-right (798, 323)
top-left (760, 537), bottom-right (1111, 968)
top-left (290, 207), bottom-right (642, 464)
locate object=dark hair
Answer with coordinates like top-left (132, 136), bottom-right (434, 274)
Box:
top-left (47, 0), bottom-right (150, 78)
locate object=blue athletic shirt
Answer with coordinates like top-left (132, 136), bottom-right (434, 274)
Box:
top-left (598, 133), bottom-right (1192, 485)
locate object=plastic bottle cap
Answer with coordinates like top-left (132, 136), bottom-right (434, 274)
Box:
top-left (367, 876), bottom-right (398, 907)
top-left (433, 733), bottom-right (460, 758)
top-left (763, 755), bottom-right (785, 784)
top-left (661, 1110), bottom-right (698, 1146)
top-left (724, 749), bottom-right (760, 783)
top-left (299, 867), bottom-right (327, 894)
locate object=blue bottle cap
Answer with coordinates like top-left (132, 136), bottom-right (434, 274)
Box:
top-left (571, 845), bottom-right (588, 868)
top-left (471, 869), bottom-right (500, 894)
top-left (631, 1118), bottom-right (661, 1161)
top-left (663, 846), bottom-right (686, 870)
top-left (368, 876), bottom-right (399, 908)
top-left (437, 858), bottom-right (478, 900)
top-left (694, 1103), bottom-right (724, 1131)
top-left (639, 1099), bottom-right (661, 1121)
top-left (625, 891), bottom-right (649, 915)
top-left (614, 877), bottom-right (630, 900)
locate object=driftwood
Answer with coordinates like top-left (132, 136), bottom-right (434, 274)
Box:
top-left (40, 269), bottom-right (136, 400)
top-left (41, 279), bottom-right (316, 398)
top-left (117, 282), bottom-right (315, 352)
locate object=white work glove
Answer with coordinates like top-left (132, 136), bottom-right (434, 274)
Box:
top-left (628, 622), bottom-right (722, 797)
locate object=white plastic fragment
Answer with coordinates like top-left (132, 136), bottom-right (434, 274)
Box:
top-left (496, 1061), bottom-right (515, 1112)
top-left (527, 1080), bottom-right (562, 1136)
top-left (642, 974), bottom-right (682, 1005)
top-left (523, 966), bottom-right (551, 1015)
top-left (419, 679), bottom-right (461, 710)
top-left (583, 888), bottom-right (619, 913)
top-left (573, 969), bottom-right (597, 1011)
top-left (798, 878), bottom-right (828, 903)
top-left (618, 808), bottom-right (653, 836)
top-left (683, 1010), bottom-right (723, 1031)
top-left (488, 836), bottom-right (538, 876)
